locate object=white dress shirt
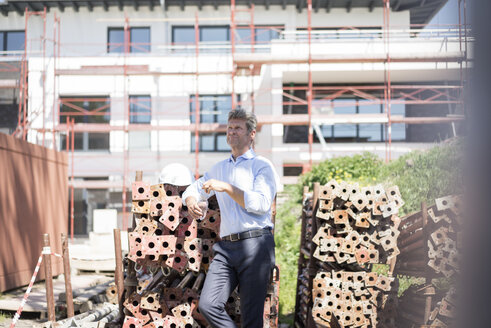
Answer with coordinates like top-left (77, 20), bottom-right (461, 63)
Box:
top-left (182, 148), bottom-right (280, 237)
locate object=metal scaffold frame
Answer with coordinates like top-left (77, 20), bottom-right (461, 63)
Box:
top-left (8, 0), bottom-right (469, 237)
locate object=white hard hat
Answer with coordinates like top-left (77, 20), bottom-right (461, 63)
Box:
top-left (159, 163), bottom-right (195, 186)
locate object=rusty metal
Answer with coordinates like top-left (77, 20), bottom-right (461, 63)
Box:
top-left (121, 175), bottom-right (279, 327)
top-left (43, 233), bottom-right (56, 323)
top-left (113, 228), bottom-right (125, 321)
top-left (0, 133), bottom-right (67, 292)
top-left (295, 180), bottom-right (405, 328)
top-left (61, 233), bottom-right (74, 318)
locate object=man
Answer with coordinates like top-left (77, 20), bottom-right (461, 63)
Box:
top-left (182, 108), bottom-right (279, 328)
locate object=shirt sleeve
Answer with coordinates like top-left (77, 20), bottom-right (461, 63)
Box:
top-left (182, 171), bottom-right (215, 206)
top-left (243, 163), bottom-right (278, 215)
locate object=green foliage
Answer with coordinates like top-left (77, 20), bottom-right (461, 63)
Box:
top-left (274, 139), bottom-right (463, 322)
top-left (274, 185), bottom-right (302, 322)
top-left (300, 152), bottom-right (383, 188)
top-left (378, 139), bottom-right (464, 215)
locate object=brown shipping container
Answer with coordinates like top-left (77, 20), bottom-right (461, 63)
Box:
top-left (0, 133), bottom-right (68, 292)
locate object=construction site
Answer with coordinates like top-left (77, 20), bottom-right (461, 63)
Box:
top-left (0, 0), bottom-right (472, 327)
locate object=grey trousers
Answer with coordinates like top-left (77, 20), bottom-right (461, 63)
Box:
top-left (198, 231), bottom-right (275, 328)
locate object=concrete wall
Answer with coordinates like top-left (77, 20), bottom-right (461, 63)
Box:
top-left (0, 133), bottom-right (68, 292)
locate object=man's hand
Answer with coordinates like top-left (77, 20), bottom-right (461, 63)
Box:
top-left (202, 179), bottom-right (231, 194)
top-left (202, 179), bottom-right (246, 208)
top-left (186, 196), bottom-right (204, 220)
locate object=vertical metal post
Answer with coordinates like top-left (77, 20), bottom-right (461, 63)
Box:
top-left (52, 12), bottom-right (58, 150)
top-left (421, 201), bottom-right (435, 324)
top-left (19, 8), bottom-right (29, 141)
top-left (113, 228), bottom-right (125, 320)
top-left (70, 118), bottom-right (75, 240)
top-left (43, 234), bottom-right (56, 323)
top-left (294, 186), bottom-right (309, 324)
top-left (122, 14), bottom-right (130, 231)
top-left (42, 7), bottom-right (46, 147)
top-left (194, 13), bottom-right (200, 180)
top-left (61, 233), bottom-right (74, 318)
top-left (124, 171), bottom-right (142, 302)
top-left (307, 0), bottom-right (313, 169)
top-left (306, 182), bottom-right (320, 328)
top-left (231, 0), bottom-right (237, 110)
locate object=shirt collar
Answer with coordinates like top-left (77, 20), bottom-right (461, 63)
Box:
top-left (228, 148), bottom-right (256, 163)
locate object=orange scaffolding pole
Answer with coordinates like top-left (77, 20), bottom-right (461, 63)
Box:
top-left (52, 12), bottom-right (60, 150)
top-left (231, 0), bottom-right (236, 110)
top-left (122, 13), bottom-right (130, 231)
top-left (70, 118), bottom-right (75, 240)
top-left (307, 0), bottom-right (313, 169)
top-left (42, 7), bottom-right (47, 147)
top-left (194, 12), bottom-right (201, 180)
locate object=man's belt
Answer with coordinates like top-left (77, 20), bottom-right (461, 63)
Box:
top-left (221, 227), bottom-right (271, 242)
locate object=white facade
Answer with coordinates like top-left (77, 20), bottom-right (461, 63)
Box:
top-left (0, 3), bottom-right (466, 227)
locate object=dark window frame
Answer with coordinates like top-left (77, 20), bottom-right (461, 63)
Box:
top-left (172, 25), bottom-right (231, 43)
top-left (129, 95), bottom-right (152, 124)
top-left (282, 85), bottom-right (407, 143)
top-left (1, 30), bottom-right (25, 53)
top-left (107, 26), bottom-right (151, 53)
top-left (59, 96), bottom-right (111, 151)
top-left (235, 25), bottom-right (283, 43)
top-left (189, 94), bottom-right (232, 152)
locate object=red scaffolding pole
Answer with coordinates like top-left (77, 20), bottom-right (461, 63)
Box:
top-left (307, 0), bottom-right (313, 169)
top-left (194, 12), bottom-right (201, 180)
top-left (122, 13), bottom-right (130, 231)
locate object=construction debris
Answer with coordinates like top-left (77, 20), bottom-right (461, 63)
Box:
top-left (294, 180), bottom-right (404, 328)
top-left (397, 285), bottom-right (457, 328)
top-left (393, 194), bottom-right (462, 328)
top-left (123, 181), bottom-right (279, 327)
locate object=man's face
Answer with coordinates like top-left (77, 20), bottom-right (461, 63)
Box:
top-left (226, 119), bottom-right (255, 149)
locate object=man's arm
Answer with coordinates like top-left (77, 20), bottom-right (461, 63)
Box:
top-left (202, 179), bottom-right (245, 208)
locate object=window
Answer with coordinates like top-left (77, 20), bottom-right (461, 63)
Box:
top-left (282, 84), bottom-right (407, 143)
top-left (59, 96), bottom-right (110, 151)
top-left (332, 99), bottom-right (357, 141)
top-left (191, 133), bottom-right (230, 152)
top-left (236, 26), bottom-right (282, 44)
top-left (189, 95), bottom-right (232, 152)
top-left (172, 26), bottom-right (230, 43)
top-left (359, 100), bottom-right (383, 142)
top-left (129, 95), bottom-right (151, 150)
top-left (107, 27), bottom-right (150, 53)
top-left (1, 31), bottom-right (25, 53)
top-left (384, 104), bottom-right (406, 141)
top-left (130, 95), bottom-right (151, 124)
top-left (190, 95), bottom-right (231, 124)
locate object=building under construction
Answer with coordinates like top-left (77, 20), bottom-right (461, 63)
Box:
top-left (0, 0), bottom-right (469, 237)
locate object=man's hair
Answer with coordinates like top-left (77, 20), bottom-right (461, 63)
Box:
top-left (228, 108), bottom-right (257, 133)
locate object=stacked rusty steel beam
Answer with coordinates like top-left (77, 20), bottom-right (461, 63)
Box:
top-left (294, 187), bottom-right (314, 326)
top-left (397, 285), bottom-right (457, 328)
top-left (394, 195), bottom-right (462, 328)
top-left (122, 180), bottom-right (279, 328)
top-left (395, 195), bottom-right (462, 278)
top-left (294, 180), bottom-right (404, 328)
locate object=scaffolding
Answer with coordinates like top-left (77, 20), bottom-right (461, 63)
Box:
top-left (5, 0), bottom-right (469, 237)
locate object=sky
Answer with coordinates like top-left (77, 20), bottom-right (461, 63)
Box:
top-left (429, 0), bottom-right (473, 26)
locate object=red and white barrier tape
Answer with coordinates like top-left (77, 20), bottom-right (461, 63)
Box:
top-left (10, 247), bottom-right (63, 328)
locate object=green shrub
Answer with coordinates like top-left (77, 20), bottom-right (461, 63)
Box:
top-left (275, 139), bottom-right (463, 322)
top-left (300, 152), bottom-right (383, 189)
top-left (274, 185), bottom-right (302, 323)
top-left (378, 139), bottom-right (464, 215)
